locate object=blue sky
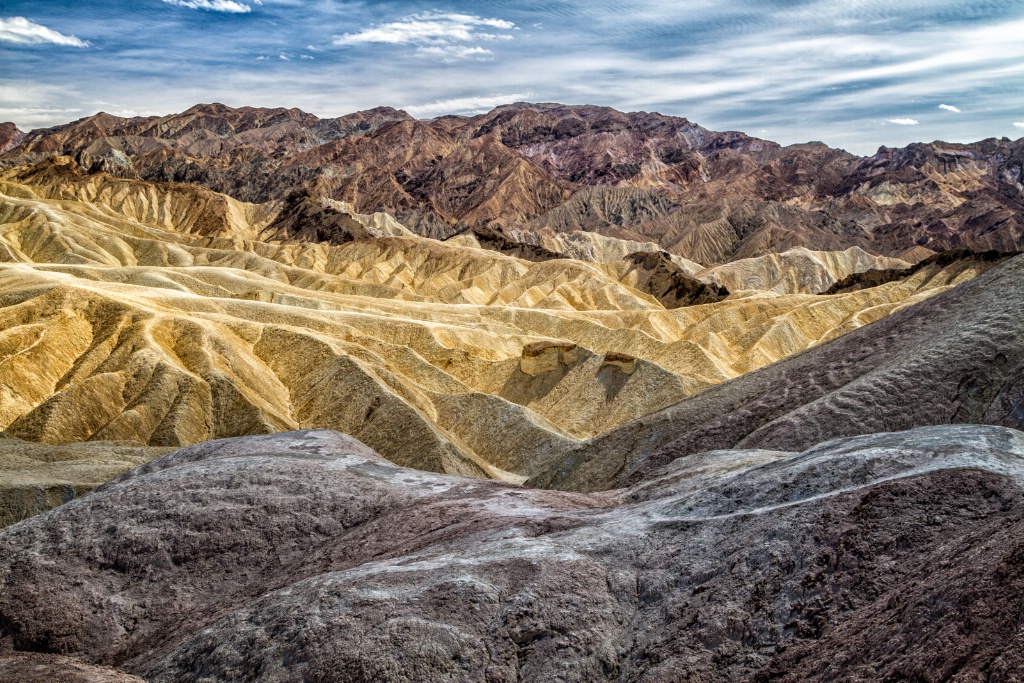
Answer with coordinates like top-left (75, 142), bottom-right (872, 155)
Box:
top-left (1, 0), bottom-right (1023, 154)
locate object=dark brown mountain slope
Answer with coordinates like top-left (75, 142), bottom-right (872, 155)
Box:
top-left (0, 123), bottom-right (23, 156)
top-left (5, 102), bottom-right (1022, 263)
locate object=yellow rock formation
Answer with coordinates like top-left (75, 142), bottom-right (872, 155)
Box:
top-left (0, 165), bottom-right (990, 486)
top-left (697, 246), bottom-right (909, 294)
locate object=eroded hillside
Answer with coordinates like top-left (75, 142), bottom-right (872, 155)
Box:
top-left (0, 158), bottom-right (1002, 492)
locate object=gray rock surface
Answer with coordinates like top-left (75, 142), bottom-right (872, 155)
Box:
top-left (2, 426), bottom-right (1024, 681)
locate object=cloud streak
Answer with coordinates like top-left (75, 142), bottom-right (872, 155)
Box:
top-left (336, 13), bottom-right (514, 45)
top-left (0, 16), bottom-right (88, 47)
top-left (161, 0), bottom-right (251, 13)
top-left (335, 12), bottom-right (514, 60)
top-left (404, 93), bottom-right (533, 118)
top-left (939, 104), bottom-right (961, 113)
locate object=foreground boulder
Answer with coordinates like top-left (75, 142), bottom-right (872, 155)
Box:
top-left (2, 426), bottom-right (1024, 681)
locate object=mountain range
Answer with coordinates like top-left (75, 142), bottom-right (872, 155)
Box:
top-left (4, 102), bottom-right (1023, 263)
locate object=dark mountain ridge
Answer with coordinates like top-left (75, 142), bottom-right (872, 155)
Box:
top-left (3, 102), bottom-right (1023, 264)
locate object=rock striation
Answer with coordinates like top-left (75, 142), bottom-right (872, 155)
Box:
top-left (1, 426), bottom-right (1023, 681)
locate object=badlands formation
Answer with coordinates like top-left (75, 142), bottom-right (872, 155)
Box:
top-left (0, 156), bottom-right (995, 494)
top-left (0, 102), bottom-right (1023, 681)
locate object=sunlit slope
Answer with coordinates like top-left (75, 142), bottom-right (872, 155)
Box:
top-left (0, 166), bottom-right (993, 480)
top-left (697, 246), bottom-right (910, 294)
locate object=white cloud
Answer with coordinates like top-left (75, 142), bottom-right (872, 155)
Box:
top-left (0, 17), bottom-right (89, 47)
top-left (1014, 122), bottom-right (1024, 129)
top-left (161, 0), bottom-right (251, 13)
top-left (939, 104), bottom-right (961, 113)
top-left (887, 118), bottom-right (919, 125)
top-left (404, 93), bottom-right (533, 118)
top-left (416, 45), bottom-right (492, 62)
top-left (334, 12), bottom-right (514, 60)
top-left (336, 13), bottom-right (514, 45)
top-left (0, 106), bottom-right (82, 118)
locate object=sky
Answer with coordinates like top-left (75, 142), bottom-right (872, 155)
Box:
top-left (1, 0), bottom-right (1023, 155)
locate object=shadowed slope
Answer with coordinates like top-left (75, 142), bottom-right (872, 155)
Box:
top-left (0, 434), bottom-right (171, 528)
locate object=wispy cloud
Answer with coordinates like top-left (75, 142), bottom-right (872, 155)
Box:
top-left (1014, 122), bottom-right (1024, 129)
top-left (336, 12), bottom-right (514, 45)
top-left (0, 106), bottom-right (82, 118)
top-left (416, 45), bottom-right (492, 62)
top-left (0, 16), bottom-right (88, 47)
top-left (335, 12), bottom-right (514, 60)
top-left (161, 0), bottom-right (251, 13)
top-left (404, 93), bottom-right (533, 118)
top-left (939, 104), bottom-right (961, 113)
top-left (887, 118), bottom-right (919, 125)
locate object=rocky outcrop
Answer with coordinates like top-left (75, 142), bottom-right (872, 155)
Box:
top-left (1, 426), bottom-right (1023, 681)
top-left (0, 123), bottom-right (23, 156)
top-left (259, 190), bottom-right (375, 244)
top-left (622, 250), bottom-right (729, 308)
top-left (451, 226), bottom-right (568, 262)
top-left (518, 341), bottom-right (580, 376)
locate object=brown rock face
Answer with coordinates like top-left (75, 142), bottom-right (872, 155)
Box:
top-left (0, 124), bottom-right (23, 156)
top-left (5, 102), bottom-right (1022, 263)
top-left (622, 251), bottom-right (729, 307)
top-left (1, 426), bottom-right (1023, 682)
top-left (260, 189), bottom-right (374, 244)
